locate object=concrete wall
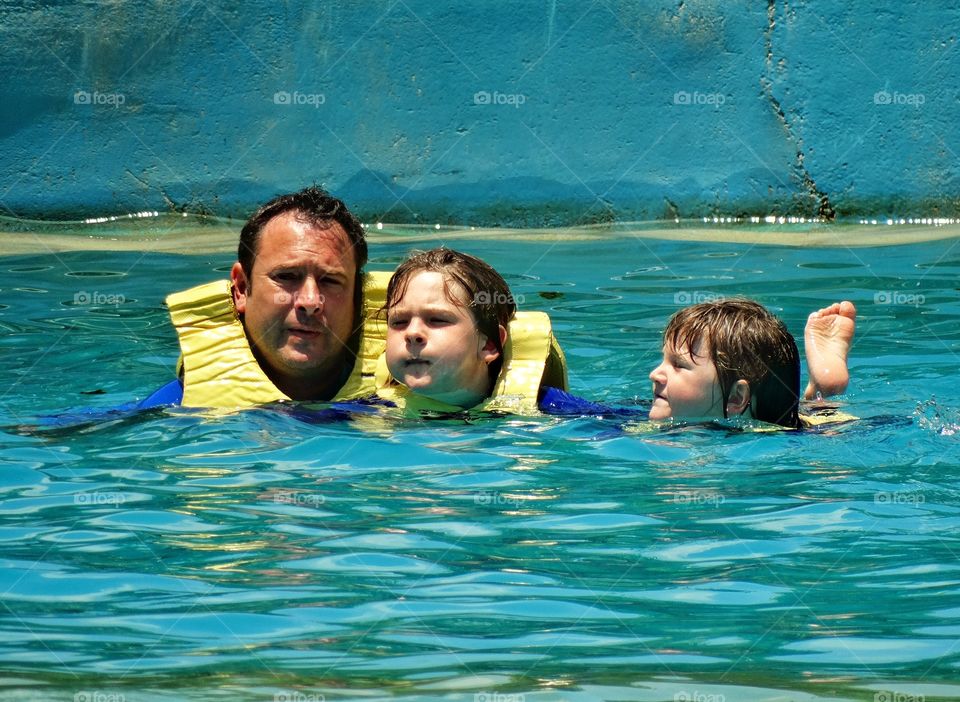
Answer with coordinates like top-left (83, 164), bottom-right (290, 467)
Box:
top-left (1, 1), bottom-right (957, 225)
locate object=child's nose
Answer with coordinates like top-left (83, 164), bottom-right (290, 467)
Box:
top-left (649, 362), bottom-right (666, 384)
top-left (405, 319), bottom-right (426, 344)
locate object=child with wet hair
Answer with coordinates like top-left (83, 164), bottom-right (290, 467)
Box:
top-left (381, 247), bottom-right (519, 409)
top-left (649, 298), bottom-right (855, 428)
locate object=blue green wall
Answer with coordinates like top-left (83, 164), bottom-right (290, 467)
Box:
top-left (1, 1), bottom-right (957, 224)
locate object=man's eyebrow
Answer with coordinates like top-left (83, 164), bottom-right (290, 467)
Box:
top-left (268, 262), bottom-right (347, 276)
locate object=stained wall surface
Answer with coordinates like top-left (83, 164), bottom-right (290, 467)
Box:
top-left (1, 1), bottom-right (956, 224)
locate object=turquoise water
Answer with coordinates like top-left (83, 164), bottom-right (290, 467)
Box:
top-left (3, 226), bottom-right (960, 701)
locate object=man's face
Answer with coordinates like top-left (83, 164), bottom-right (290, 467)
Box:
top-left (231, 211), bottom-right (357, 389)
top-left (648, 338), bottom-right (725, 420)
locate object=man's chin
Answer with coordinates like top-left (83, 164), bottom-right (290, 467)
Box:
top-left (279, 344), bottom-right (344, 371)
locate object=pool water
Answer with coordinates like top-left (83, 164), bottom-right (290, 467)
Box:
top-left (2, 222), bottom-right (960, 701)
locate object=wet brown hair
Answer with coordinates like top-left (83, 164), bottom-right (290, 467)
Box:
top-left (663, 298), bottom-right (801, 428)
top-left (385, 248), bottom-right (517, 383)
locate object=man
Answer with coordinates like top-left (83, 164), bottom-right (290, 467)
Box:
top-left (141, 186), bottom-right (388, 408)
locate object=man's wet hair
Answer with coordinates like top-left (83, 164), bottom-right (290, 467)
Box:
top-left (385, 247), bottom-right (517, 385)
top-left (664, 298), bottom-right (801, 428)
top-left (238, 186), bottom-right (368, 318)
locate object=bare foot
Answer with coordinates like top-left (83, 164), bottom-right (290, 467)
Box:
top-left (804, 301), bottom-right (856, 399)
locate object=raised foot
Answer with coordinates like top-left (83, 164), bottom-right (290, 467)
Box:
top-left (804, 300), bottom-right (856, 399)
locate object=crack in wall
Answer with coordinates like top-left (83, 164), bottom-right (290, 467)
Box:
top-left (761, 0), bottom-right (835, 219)
top-left (126, 169), bottom-right (182, 213)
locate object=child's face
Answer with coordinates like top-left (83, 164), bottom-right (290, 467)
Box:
top-left (386, 270), bottom-right (501, 408)
top-left (648, 338), bottom-right (725, 420)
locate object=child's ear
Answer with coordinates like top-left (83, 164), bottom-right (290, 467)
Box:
top-left (480, 325), bottom-right (508, 365)
top-left (726, 379), bottom-right (752, 417)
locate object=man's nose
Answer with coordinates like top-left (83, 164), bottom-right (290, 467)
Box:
top-left (295, 278), bottom-right (324, 314)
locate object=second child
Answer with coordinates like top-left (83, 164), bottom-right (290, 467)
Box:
top-left (648, 298), bottom-right (856, 428)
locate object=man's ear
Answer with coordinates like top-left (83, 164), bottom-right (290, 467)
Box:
top-left (726, 379), bottom-right (752, 417)
top-left (230, 262), bottom-right (249, 314)
top-left (480, 325), bottom-right (508, 365)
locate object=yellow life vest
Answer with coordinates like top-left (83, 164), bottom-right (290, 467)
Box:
top-left (373, 310), bottom-right (569, 415)
top-left (800, 405), bottom-right (859, 427)
top-left (165, 271), bottom-right (391, 408)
